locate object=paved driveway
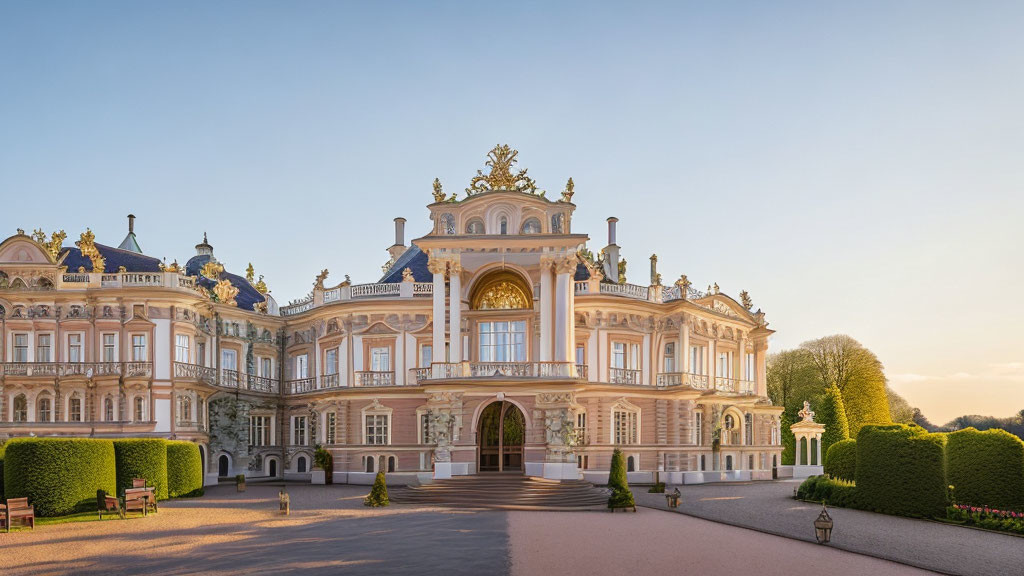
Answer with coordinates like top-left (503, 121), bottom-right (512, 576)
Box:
top-left (635, 479), bottom-right (1024, 576)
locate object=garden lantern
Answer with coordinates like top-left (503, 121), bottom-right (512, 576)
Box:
top-left (813, 502), bottom-right (833, 544)
top-left (279, 487), bottom-right (290, 515)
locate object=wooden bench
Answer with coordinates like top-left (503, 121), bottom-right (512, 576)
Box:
top-left (123, 487), bottom-right (157, 517)
top-left (5, 498), bottom-right (35, 532)
top-left (98, 494), bottom-right (124, 520)
top-left (132, 478), bottom-right (148, 489)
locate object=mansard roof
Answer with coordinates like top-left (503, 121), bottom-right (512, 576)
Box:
top-left (379, 244), bottom-right (430, 283)
top-left (59, 243), bottom-right (162, 273)
top-left (185, 253), bottom-right (266, 312)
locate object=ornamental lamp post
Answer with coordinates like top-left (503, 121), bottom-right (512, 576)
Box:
top-left (814, 502), bottom-right (833, 544)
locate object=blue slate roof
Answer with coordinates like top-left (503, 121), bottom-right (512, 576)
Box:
top-left (60, 243), bottom-right (163, 273)
top-left (185, 254), bottom-right (266, 312)
top-left (379, 244), bottom-right (431, 283)
top-left (574, 262), bottom-right (590, 281)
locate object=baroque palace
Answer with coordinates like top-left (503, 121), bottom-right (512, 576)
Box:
top-left (0, 146), bottom-right (782, 486)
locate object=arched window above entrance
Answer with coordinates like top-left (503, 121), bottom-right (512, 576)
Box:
top-left (470, 270), bottom-right (532, 310)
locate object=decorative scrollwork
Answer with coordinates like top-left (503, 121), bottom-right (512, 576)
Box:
top-left (76, 229), bottom-right (105, 273)
top-left (466, 144), bottom-right (539, 195)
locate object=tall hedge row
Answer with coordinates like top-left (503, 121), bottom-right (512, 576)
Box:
top-left (114, 439), bottom-right (169, 500)
top-left (166, 441), bottom-right (204, 498)
top-left (824, 438), bottom-right (857, 482)
top-left (818, 385), bottom-right (850, 456)
top-left (947, 428), bottom-right (1024, 510)
top-left (3, 438), bottom-right (117, 516)
top-left (855, 424), bottom-right (948, 517)
top-left (0, 442), bottom-right (6, 499)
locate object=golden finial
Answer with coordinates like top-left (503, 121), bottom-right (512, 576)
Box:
top-left (31, 229), bottom-right (66, 261)
top-left (255, 274), bottom-right (268, 294)
top-left (618, 258), bottom-right (627, 284)
top-left (32, 229), bottom-right (46, 243)
top-left (561, 177), bottom-right (575, 202)
top-left (245, 263), bottom-right (255, 283)
top-left (402, 267), bottom-right (415, 282)
top-left (117, 265), bottom-right (127, 273)
top-left (77, 228), bottom-right (105, 273)
top-left (466, 144), bottom-right (539, 195)
top-left (16, 228), bottom-right (25, 236)
top-left (432, 178), bottom-right (446, 202)
top-left (166, 259), bottom-right (180, 273)
top-left (212, 278), bottom-right (239, 306)
top-left (740, 290), bottom-right (753, 310)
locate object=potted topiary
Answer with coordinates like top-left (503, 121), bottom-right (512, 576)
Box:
top-left (236, 473), bottom-right (246, 492)
top-left (608, 449), bottom-right (636, 512)
top-left (364, 471), bottom-right (389, 507)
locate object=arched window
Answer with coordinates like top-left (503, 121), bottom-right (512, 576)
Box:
top-left (439, 213), bottom-right (455, 235)
top-left (811, 438), bottom-right (819, 466)
top-left (744, 413), bottom-right (753, 445)
top-left (297, 456), bottom-right (307, 473)
top-left (726, 455), bottom-right (734, 471)
top-left (724, 414), bottom-right (735, 430)
top-left (550, 213), bottom-right (564, 234)
top-left (13, 394), bottom-right (27, 422)
top-left (37, 397), bottom-right (51, 422)
top-left (388, 456), bottom-right (396, 473)
top-left (627, 455), bottom-right (636, 472)
top-left (134, 397), bottom-right (145, 421)
top-left (365, 456), bottom-right (375, 473)
top-left (799, 437), bottom-right (808, 465)
top-left (179, 396), bottom-right (192, 422)
top-left (521, 217), bottom-right (541, 234)
top-left (465, 218), bottom-right (485, 235)
top-left (104, 397), bottom-right (115, 421)
top-left (499, 216), bottom-right (508, 235)
top-left (69, 394), bottom-right (82, 422)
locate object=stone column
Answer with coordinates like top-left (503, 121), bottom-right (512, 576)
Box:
top-left (554, 257), bottom-right (576, 363)
top-left (539, 258), bottom-right (553, 362)
top-left (449, 261), bottom-right (462, 363)
top-left (756, 341), bottom-right (768, 397)
top-left (428, 259), bottom-right (446, 366)
top-left (680, 320), bottom-right (690, 374)
top-left (708, 339), bottom-right (717, 385)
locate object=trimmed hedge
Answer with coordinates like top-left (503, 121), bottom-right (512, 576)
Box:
top-left (608, 448), bottom-right (635, 509)
top-left (818, 385), bottom-right (850, 456)
top-left (855, 424), bottom-right (947, 517)
top-left (797, 475), bottom-right (858, 508)
top-left (824, 439), bottom-right (857, 482)
top-left (114, 439), bottom-right (169, 500)
top-left (947, 428), bottom-right (1024, 510)
top-left (0, 442), bottom-right (6, 499)
top-left (3, 438), bottom-right (116, 516)
top-left (166, 441), bottom-right (204, 498)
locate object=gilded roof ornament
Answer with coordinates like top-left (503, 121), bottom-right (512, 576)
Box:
top-left (618, 258), bottom-right (627, 284)
top-left (313, 269), bottom-right (329, 290)
top-left (16, 228), bottom-right (25, 236)
top-left (200, 260), bottom-right (224, 280)
top-left (402, 267), bottom-right (415, 283)
top-left (432, 178), bottom-right (446, 202)
top-left (212, 278), bottom-right (239, 307)
top-left (255, 274), bottom-right (268, 294)
top-left (32, 229), bottom-right (66, 261)
top-left (740, 290), bottom-right (753, 310)
top-left (245, 263), bottom-right (255, 283)
top-left (466, 144), bottom-right (539, 195)
top-left (165, 259), bottom-right (180, 273)
top-left (76, 228), bottom-right (105, 273)
top-left (560, 177), bottom-right (575, 203)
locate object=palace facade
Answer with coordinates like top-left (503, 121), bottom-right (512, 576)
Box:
top-left (0, 146), bottom-right (782, 486)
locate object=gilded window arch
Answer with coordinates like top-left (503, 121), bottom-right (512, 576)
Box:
top-left (470, 270), bottom-right (532, 310)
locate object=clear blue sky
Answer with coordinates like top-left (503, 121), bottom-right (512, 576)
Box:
top-left (2, 1), bottom-right (1022, 423)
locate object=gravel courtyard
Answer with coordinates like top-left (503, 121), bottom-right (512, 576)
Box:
top-left (0, 483), bottom-right (941, 576)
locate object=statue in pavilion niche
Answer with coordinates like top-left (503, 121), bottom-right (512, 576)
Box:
top-left (798, 400), bottom-right (815, 422)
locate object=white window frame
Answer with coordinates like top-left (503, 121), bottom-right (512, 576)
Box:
top-left (69, 395), bottom-right (82, 422)
top-left (694, 411), bottom-right (703, 445)
top-left (37, 396), bottom-right (52, 422)
top-left (13, 333), bottom-right (29, 363)
top-left (175, 334), bottom-right (190, 363)
top-left (67, 333), bottom-right (83, 363)
top-left (611, 402), bottom-right (640, 445)
top-left (420, 344), bottom-right (432, 368)
top-left (132, 334), bottom-right (147, 362)
top-left (663, 342), bottom-right (676, 372)
top-left (370, 346), bottom-right (391, 372)
top-left (102, 333), bottom-right (118, 363)
top-left (477, 321), bottom-right (527, 362)
top-left (250, 415), bottom-right (272, 447)
top-left (222, 349), bottom-right (238, 372)
top-left (134, 396), bottom-right (145, 422)
top-left (37, 333), bottom-right (52, 362)
top-left (291, 415), bottom-right (308, 446)
top-left (294, 354), bottom-right (309, 379)
top-left (260, 357), bottom-right (273, 378)
top-left (324, 348), bottom-right (338, 375)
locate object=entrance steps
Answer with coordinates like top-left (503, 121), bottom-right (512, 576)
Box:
top-left (390, 474), bottom-right (609, 511)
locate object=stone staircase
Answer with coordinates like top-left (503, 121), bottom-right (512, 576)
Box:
top-left (390, 474), bottom-right (609, 511)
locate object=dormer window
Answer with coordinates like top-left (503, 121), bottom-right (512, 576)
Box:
top-left (440, 213), bottom-right (456, 235)
top-left (521, 218), bottom-right (541, 234)
top-left (466, 218), bottom-right (485, 235)
top-left (499, 217), bottom-right (508, 235)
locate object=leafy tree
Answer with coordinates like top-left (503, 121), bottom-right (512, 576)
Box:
top-left (802, 335), bottom-right (891, 435)
top-left (912, 408), bottom-right (941, 432)
top-left (607, 449), bottom-right (635, 509)
top-left (780, 411), bottom-right (796, 465)
top-left (767, 349), bottom-right (818, 408)
top-left (817, 384), bottom-right (850, 455)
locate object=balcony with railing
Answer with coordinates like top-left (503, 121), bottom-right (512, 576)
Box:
top-left (280, 281), bottom-right (435, 316)
top-left (409, 362), bottom-right (584, 384)
top-left (355, 371), bottom-right (395, 387)
top-left (176, 420), bottom-right (206, 433)
top-left (287, 378), bottom-right (316, 394)
top-left (656, 372), bottom-right (710, 389)
top-left (320, 373), bottom-right (343, 390)
top-left (2, 362), bottom-right (151, 378)
top-left (174, 362), bottom-right (216, 384)
top-left (609, 367), bottom-right (642, 385)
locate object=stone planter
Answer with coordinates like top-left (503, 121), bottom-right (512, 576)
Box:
top-left (311, 469), bottom-right (326, 485)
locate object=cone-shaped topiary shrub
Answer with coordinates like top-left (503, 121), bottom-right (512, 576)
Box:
top-left (314, 446), bottom-right (334, 485)
top-left (824, 439), bottom-right (857, 482)
top-left (608, 448), bottom-right (635, 509)
top-left (364, 471), bottom-right (389, 507)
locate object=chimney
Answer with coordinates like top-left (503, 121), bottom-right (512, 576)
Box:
top-left (388, 217), bottom-right (408, 262)
top-left (117, 213), bottom-right (143, 253)
top-left (603, 217), bottom-right (620, 281)
top-left (128, 214), bottom-right (136, 234)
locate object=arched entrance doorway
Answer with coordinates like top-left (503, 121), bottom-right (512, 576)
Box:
top-left (268, 458), bottom-right (277, 477)
top-left (478, 401), bottom-right (525, 472)
top-left (218, 454), bottom-right (229, 477)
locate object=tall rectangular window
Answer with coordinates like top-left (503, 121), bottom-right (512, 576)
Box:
top-left (613, 409), bottom-right (638, 445)
top-left (420, 344), bottom-right (432, 367)
top-left (132, 335), bottom-right (147, 361)
top-left (175, 334), bottom-right (190, 363)
top-left (198, 342), bottom-right (206, 366)
top-left (420, 413), bottom-right (432, 444)
top-left (694, 412), bottom-right (703, 445)
top-left (690, 345), bottom-right (706, 374)
top-left (103, 334), bottom-right (117, 362)
top-left (745, 353), bottom-right (755, 381)
top-left (575, 344), bottom-right (585, 367)
top-left (611, 342), bottom-right (626, 369)
top-left (745, 413), bottom-right (754, 445)
top-left (69, 397), bottom-right (82, 422)
top-left (576, 411), bottom-right (587, 445)
top-left (325, 412), bottom-right (337, 444)
top-left (260, 357), bottom-right (272, 378)
top-left (718, 352), bottom-right (732, 378)
top-left (370, 347), bottom-right (391, 371)
top-left (477, 321), bottom-right (527, 362)
top-left (250, 416), bottom-right (270, 446)
top-left (293, 416), bottom-right (308, 445)
top-left (325, 348), bottom-right (338, 375)
top-left (37, 334), bottom-right (51, 362)
top-left (365, 414), bottom-right (389, 445)
top-left (13, 333), bottom-right (28, 362)
top-left (68, 334), bottom-right (82, 363)
top-left (663, 342), bottom-right (675, 372)
top-left (295, 354), bottom-right (308, 379)
top-left (222, 349), bottom-right (237, 372)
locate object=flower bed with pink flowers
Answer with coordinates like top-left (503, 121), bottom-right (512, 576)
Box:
top-left (946, 504), bottom-right (1024, 535)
